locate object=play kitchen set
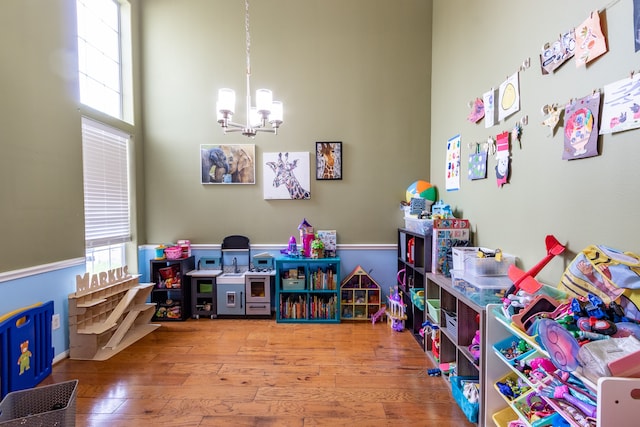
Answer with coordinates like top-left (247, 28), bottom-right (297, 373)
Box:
top-left (183, 235), bottom-right (275, 319)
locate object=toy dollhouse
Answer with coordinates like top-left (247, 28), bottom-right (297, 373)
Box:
top-left (340, 265), bottom-right (382, 321)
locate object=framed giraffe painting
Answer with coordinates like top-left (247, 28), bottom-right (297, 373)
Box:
top-left (315, 141), bottom-right (342, 180)
top-left (263, 152), bottom-right (311, 200)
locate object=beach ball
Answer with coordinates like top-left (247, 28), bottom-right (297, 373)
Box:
top-left (406, 180), bottom-right (437, 204)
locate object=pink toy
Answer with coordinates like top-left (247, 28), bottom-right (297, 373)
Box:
top-left (469, 330), bottom-right (480, 360)
top-left (529, 357), bottom-right (556, 373)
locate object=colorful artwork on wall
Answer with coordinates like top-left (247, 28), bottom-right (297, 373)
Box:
top-left (600, 73), bottom-right (640, 135)
top-left (483, 88), bottom-right (497, 128)
top-left (467, 98), bottom-right (485, 123)
top-left (540, 29), bottom-right (576, 75)
top-left (495, 131), bottom-right (510, 187)
top-left (563, 93), bottom-right (601, 160)
top-left (498, 72), bottom-right (520, 122)
top-left (468, 145), bottom-right (488, 180)
top-left (575, 11), bottom-right (607, 67)
top-left (445, 134), bottom-right (461, 191)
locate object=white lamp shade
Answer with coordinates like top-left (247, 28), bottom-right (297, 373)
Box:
top-left (270, 101), bottom-right (283, 123)
top-left (217, 88), bottom-right (235, 114)
top-left (249, 107), bottom-right (261, 127)
top-left (255, 89), bottom-right (273, 113)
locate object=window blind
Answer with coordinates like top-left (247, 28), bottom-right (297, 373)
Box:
top-left (81, 117), bottom-right (131, 248)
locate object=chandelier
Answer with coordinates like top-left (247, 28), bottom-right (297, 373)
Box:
top-left (216, 0), bottom-right (283, 137)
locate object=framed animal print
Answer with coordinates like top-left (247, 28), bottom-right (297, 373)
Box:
top-left (263, 152), bottom-right (311, 200)
top-left (315, 141), bottom-right (342, 180)
top-left (200, 144), bottom-right (255, 184)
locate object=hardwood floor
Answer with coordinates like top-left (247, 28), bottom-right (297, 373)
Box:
top-left (42, 318), bottom-right (475, 426)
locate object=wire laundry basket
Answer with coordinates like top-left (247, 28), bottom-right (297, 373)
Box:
top-left (0, 380), bottom-right (78, 427)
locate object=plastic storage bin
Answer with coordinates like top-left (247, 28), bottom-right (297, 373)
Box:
top-left (450, 376), bottom-right (479, 423)
top-left (403, 217), bottom-right (433, 235)
top-left (282, 278), bottom-right (305, 290)
top-left (0, 379), bottom-right (78, 427)
top-left (443, 310), bottom-right (457, 337)
top-left (426, 299), bottom-right (440, 322)
top-left (410, 288), bottom-right (424, 310)
top-left (493, 334), bottom-right (535, 367)
top-left (464, 253), bottom-right (515, 276)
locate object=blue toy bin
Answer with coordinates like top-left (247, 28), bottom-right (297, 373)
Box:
top-left (493, 334), bottom-right (536, 367)
top-left (450, 376), bottom-right (479, 423)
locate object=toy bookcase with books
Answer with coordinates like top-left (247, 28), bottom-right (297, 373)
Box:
top-left (340, 265), bottom-right (382, 321)
top-left (275, 257), bottom-right (340, 323)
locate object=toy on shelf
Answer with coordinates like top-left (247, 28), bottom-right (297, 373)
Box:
top-left (298, 218), bottom-right (314, 257)
top-left (506, 234), bottom-right (566, 296)
top-left (386, 286), bottom-right (407, 332)
top-left (421, 320), bottom-right (440, 362)
top-left (371, 304), bottom-right (386, 324)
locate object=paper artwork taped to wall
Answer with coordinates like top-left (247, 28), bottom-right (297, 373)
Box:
top-left (200, 144), bottom-right (255, 184)
top-left (467, 98), bottom-right (485, 123)
top-left (445, 134), bottom-right (461, 191)
top-left (574, 11), bottom-right (607, 68)
top-left (263, 152), bottom-right (311, 200)
top-left (563, 93), bottom-right (601, 160)
top-left (468, 145), bottom-right (487, 180)
top-left (635, 0), bottom-right (640, 52)
top-left (498, 72), bottom-right (520, 122)
top-left (540, 29), bottom-right (576, 74)
top-left (483, 89), bottom-right (497, 128)
top-left (600, 73), bottom-right (640, 135)
top-left (495, 131), bottom-right (510, 187)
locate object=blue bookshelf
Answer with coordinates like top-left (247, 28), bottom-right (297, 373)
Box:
top-left (275, 257), bottom-right (340, 323)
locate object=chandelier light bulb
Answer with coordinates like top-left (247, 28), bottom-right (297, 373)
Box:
top-left (217, 88), bottom-right (235, 114)
top-left (255, 89), bottom-right (273, 115)
top-left (270, 101), bottom-right (283, 125)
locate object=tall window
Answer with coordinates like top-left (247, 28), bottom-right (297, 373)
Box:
top-left (76, 0), bottom-right (123, 119)
top-left (77, 0), bottom-right (134, 273)
top-left (81, 118), bottom-right (131, 273)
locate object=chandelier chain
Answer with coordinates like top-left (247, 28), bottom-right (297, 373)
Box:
top-left (245, 0), bottom-right (251, 77)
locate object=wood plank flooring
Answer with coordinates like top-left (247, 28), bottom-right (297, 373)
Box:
top-left (42, 318), bottom-right (475, 426)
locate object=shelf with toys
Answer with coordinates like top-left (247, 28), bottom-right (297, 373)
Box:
top-left (484, 240), bottom-right (640, 426)
top-left (425, 271), bottom-right (509, 424)
top-left (149, 256), bottom-right (195, 321)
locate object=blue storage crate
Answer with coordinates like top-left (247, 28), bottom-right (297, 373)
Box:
top-left (450, 376), bottom-right (479, 423)
top-left (493, 334), bottom-right (535, 367)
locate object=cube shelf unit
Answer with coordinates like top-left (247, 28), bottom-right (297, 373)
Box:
top-left (425, 272), bottom-right (510, 424)
top-left (150, 256), bottom-right (195, 321)
top-left (340, 265), bottom-right (382, 321)
top-left (275, 257), bottom-right (340, 323)
top-left (397, 228), bottom-right (433, 345)
top-left (68, 274), bottom-right (159, 361)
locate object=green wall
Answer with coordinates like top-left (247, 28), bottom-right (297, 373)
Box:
top-left (430, 0), bottom-right (640, 284)
top-left (139, 0), bottom-right (433, 246)
top-left (0, 0), bottom-right (85, 272)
